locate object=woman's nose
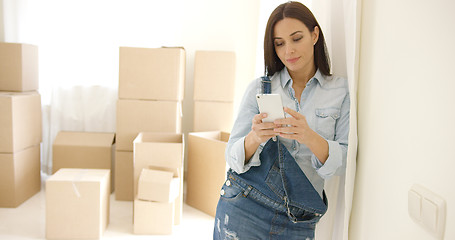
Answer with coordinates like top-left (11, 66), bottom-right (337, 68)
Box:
top-left (286, 44), bottom-right (295, 54)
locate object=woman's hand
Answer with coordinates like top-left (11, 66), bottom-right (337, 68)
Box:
top-left (249, 113), bottom-right (279, 144)
top-left (273, 107), bottom-right (314, 144)
top-left (273, 107), bottom-right (329, 163)
top-left (243, 113), bottom-right (279, 163)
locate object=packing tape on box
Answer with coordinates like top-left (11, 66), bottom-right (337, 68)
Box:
top-left (72, 169), bottom-right (88, 198)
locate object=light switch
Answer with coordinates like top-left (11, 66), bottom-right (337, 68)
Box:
top-left (408, 184), bottom-right (446, 239)
top-left (422, 198), bottom-right (437, 232)
top-left (408, 190), bottom-right (421, 221)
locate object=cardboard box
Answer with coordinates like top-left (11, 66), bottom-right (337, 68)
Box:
top-left (137, 168), bottom-right (179, 202)
top-left (133, 198), bottom-right (174, 235)
top-left (193, 101), bottom-right (233, 132)
top-left (119, 47), bottom-right (185, 101)
top-left (0, 42), bottom-right (39, 91)
top-left (186, 131), bottom-right (230, 217)
top-left (0, 145), bottom-right (41, 208)
top-left (52, 131), bottom-right (115, 192)
top-left (114, 150), bottom-right (133, 201)
top-left (0, 92), bottom-right (42, 153)
top-left (46, 168), bottom-right (110, 240)
top-left (116, 99), bottom-right (182, 151)
top-left (193, 51), bottom-right (235, 102)
top-left (133, 132), bottom-right (184, 224)
top-left (133, 132), bottom-right (183, 195)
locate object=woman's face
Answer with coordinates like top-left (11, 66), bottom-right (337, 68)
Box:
top-left (273, 17), bottom-right (319, 75)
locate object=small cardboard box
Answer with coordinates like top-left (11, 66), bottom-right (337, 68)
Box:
top-left (52, 131), bottom-right (115, 192)
top-left (133, 132), bottom-right (184, 224)
top-left (0, 145), bottom-right (41, 208)
top-left (193, 101), bottom-right (233, 132)
top-left (133, 198), bottom-right (175, 235)
top-left (116, 99), bottom-right (182, 151)
top-left (0, 91), bottom-right (42, 153)
top-left (114, 150), bottom-right (133, 201)
top-left (133, 132), bottom-right (183, 195)
top-left (119, 47), bottom-right (185, 101)
top-left (193, 51), bottom-right (235, 102)
top-left (186, 131), bottom-right (230, 217)
top-left (137, 168), bottom-right (180, 202)
top-left (0, 42), bottom-right (39, 91)
top-left (46, 168), bottom-right (110, 240)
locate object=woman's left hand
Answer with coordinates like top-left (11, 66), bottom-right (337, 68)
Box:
top-left (274, 107), bottom-right (329, 163)
top-left (273, 107), bottom-right (315, 145)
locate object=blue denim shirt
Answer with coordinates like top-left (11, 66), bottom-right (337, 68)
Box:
top-left (225, 68), bottom-right (350, 197)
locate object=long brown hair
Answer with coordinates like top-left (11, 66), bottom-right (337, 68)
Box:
top-left (264, 1), bottom-right (331, 76)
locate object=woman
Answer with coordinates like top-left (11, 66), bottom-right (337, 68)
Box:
top-left (214, 2), bottom-right (350, 239)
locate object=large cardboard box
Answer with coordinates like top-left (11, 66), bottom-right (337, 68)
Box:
top-left (0, 145), bottom-right (41, 208)
top-left (119, 47), bottom-right (185, 101)
top-left (193, 101), bottom-right (233, 132)
top-left (116, 99), bottom-right (182, 151)
top-left (133, 198), bottom-right (174, 235)
top-left (52, 131), bottom-right (115, 192)
top-left (0, 92), bottom-right (42, 153)
top-left (137, 168), bottom-right (179, 202)
top-left (186, 131), bottom-right (230, 217)
top-left (133, 132), bottom-right (184, 225)
top-left (114, 150), bottom-right (133, 201)
top-left (0, 42), bottom-right (39, 91)
top-left (193, 51), bottom-right (235, 102)
top-left (46, 168), bottom-right (110, 240)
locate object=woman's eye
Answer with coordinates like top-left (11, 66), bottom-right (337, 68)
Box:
top-left (293, 36), bottom-right (303, 42)
top-left (275, 42), bottom-right (283, 47)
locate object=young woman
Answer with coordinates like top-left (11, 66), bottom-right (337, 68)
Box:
top-left (214, 2), bottom-right (350, 239)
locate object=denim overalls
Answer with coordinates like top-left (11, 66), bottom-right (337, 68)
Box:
top-left (213, 138), bottom-right (327, 240)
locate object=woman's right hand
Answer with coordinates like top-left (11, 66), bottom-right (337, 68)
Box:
top-left (249, 113), bottom-right (279, 143)
top-left (244, 113), bottom-right (279, 162)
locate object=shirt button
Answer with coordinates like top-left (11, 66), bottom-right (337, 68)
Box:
top-left (220, 189), bottom-right (225, 196)
top-left (226, 180), bottom-right (231, 186)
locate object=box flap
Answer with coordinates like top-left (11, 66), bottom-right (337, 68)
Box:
top-left (189, 131), bottom-right (230, 143)
top-left (54, 131), bottom-right (115, 147)
top-left (48, 168), bottom-right (110, 182)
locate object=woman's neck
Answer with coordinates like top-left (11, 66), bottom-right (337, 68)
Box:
top-left (289, 65), bottom-right (316, 86)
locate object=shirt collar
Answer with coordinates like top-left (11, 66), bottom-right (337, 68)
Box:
top-left (279, 67), bottom-right (326, 88)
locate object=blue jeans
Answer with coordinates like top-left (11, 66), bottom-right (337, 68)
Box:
top-left (214, 139), bottom-right (327, 239)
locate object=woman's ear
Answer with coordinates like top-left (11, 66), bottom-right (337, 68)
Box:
top-left (312, 26), bottom-right (320, 45)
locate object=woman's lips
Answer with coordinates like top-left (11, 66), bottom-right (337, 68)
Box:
top-left (287, 57), bottom-right (300, 64)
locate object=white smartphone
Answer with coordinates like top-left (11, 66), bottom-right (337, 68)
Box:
top-left (256, 94), bottom-right (285, 122)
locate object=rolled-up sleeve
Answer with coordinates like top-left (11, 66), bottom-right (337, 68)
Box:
top-left (312, 91), bottom-right (350, 179)
top-left (225, 79), bottom-right (262, 174)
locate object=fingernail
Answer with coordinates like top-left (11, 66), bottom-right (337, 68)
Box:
top-left (262, 113), bottom-right (267, 117)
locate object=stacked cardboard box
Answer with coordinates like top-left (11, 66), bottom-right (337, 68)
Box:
top-left (0, 42), bottom-right (42, 208)
top-left (192, 51), bottom-right (235, 132)
top-left (186, 131), bottom-right (230, 217)
top-left (115, 47), bottom-right (185, 201)
top-left (46, 168), bottom-right (110, 239)
top-left (187, 51), bottom-right (235, 216)
top-left (52, 131), bottom-right (116, 192)
top-left (134, 168), bottom-right (180, 235)
top-left (133, 132), bottom-right (184, 228)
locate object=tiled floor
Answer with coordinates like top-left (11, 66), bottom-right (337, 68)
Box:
top-left (0, 178), bottom-right (215, 240)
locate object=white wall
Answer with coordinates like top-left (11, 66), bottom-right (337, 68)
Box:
top-left (350, 0), bottom-right (455, 239)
